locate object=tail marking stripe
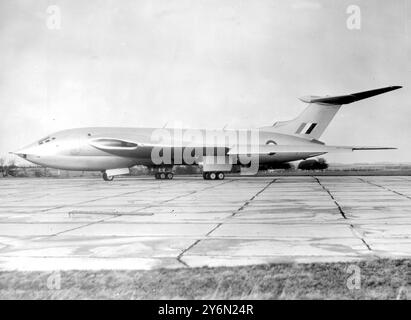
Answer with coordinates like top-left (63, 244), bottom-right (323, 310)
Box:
top-left (295, 122), bottom-right (307, 134)
top-left (305, 123), bottom-right (317, 134)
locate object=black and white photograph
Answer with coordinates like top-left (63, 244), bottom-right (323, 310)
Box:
top-left (0, 0), bottom-right (410, 305)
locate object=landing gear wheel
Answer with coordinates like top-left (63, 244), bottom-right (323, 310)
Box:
top-left (209, 172), bottom-right (217, 180)
top-left (102, 172), bottom-right (114, 181)
top-left (166, 172), bottom-right (174, 180)
top-left (217, 172), bottom-right (225, 180)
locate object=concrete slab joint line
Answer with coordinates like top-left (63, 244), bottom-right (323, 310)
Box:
top-left (40, 183), bottom-right (170, 213)
top-left (314, 176), bottom-right (373, 252)
top-left (177, 240), bottom-right (201, 268)
top-left (232, 178), bottom-right (277, 217)
top-left (42, 180), bottom-right (233, 240)
top-left (359, 178), bottom-right (411, 200)
top-left (313, 176), bottom-right (347, 219)
top-left (204, 178), bottom-right (276, 237)
top-left (176, 178), bottom-right (277, 266)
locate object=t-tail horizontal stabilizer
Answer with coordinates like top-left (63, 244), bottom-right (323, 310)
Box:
top-left (299, 86), bottom-right (402, 105)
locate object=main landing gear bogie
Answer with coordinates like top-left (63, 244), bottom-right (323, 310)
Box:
top-left (202, 172), bottom-right (225, 180)
top-left (155, 172), bottom-right (174, 180)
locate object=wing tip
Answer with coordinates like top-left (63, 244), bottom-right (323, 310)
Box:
top-left (381, 85), bottom-right (402, 93)
top-left (352, 147), bottom-right (397, 151)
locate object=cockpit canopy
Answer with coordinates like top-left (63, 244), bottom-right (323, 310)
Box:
top-left (38, 136), bottom-right (56, 145)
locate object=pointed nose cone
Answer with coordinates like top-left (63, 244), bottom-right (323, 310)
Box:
top-left (10, 143), bottom-right (40, 159)
top-left (9, 150), bottom-right (28, 159)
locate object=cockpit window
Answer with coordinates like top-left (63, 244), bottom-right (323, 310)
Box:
top-left (38, 136), bottom-right (50, 145)
top-left (38, 136), bottom-right (56, 145)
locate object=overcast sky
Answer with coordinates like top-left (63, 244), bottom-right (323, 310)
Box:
top-left (0, 0), bottom-right (410, 163)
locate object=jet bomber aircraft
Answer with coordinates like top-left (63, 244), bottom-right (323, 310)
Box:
top-left (13, 86), bottom-right (401, 181)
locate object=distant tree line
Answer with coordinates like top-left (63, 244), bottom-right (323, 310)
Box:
top-left (298, 158), bottom-right (329, 171)
top-left (0, 158), bottom-right (18, 177)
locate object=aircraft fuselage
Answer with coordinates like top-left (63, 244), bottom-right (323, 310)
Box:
top-left (14, 127), bottom-right (324, 171)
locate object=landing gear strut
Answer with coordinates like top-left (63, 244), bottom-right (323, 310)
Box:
top-left (102, 168), bottom-right (130, 181)
top-left (202, 172), bottom-right (225, 180)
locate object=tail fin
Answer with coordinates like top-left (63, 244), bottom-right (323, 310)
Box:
top-left (264, 86), bottom-right (402, 140)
